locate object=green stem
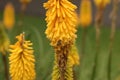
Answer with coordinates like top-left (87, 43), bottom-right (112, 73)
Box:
top-left (81, 28), bottom-right (87, 55)
top-left (108, 0), bottom-right (118, 80)
top-left (91, 7), bottom-right (104, 80)
top-left (73, 68), bottom-right (76, 80)
top-left (2, 53), bottom-right (9, 80)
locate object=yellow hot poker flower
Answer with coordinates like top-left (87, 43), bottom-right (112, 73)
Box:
top-left (68, 44), bottom-right (80, 66)
top-left (44, 0), bottom-right (77, 46)
top-left (79, 0), bottom-right (92, 27)
top-left (52, 54), bottom-right (73, 80)
top-left (9, 33), bottom-right (36, 80)
top-left (3, 3), bottom-right (15, 30)
top-left (19, 0), bottom-right (32, 4)
top-left (94, 0), bottom-right (110, 8)
top-left (0, 23), bottom-right (10, 54)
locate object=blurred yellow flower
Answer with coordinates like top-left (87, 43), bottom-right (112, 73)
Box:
top-left (44, 0), bottom-right (77, 46)
top-left (3, 3), bottom-right (15, 30)
top-left (0, 23), bottom-right (10, 54)
top-left (19, 0), bottom-right (32, 4)
top-left (79, 0), bottom-right (92, 27)
top-left (94, 0), bottom-right (110, 8)
top-left (9, 33), bottom-right (36, 80)
top-left (68, 44), bottom-right (80, 66)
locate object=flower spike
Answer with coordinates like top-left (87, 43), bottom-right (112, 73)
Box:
top-left (9, 33), bottom-right (36, 80)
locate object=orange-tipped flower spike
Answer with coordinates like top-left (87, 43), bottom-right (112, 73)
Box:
top-left (44, 0), bottom-right (77, 46)
top-left (9, 33), bottom-right (36, 80)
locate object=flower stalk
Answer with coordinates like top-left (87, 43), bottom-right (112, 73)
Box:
top-left (19, 0), bottom-right (32, 21)
top-left (92, 0), bottom-right (110, 79)
top-left (52, 44), bottom-right (79, 80)
top-left (108, 0), bottom-right (119, 80)
top-left (54, 43), bottom-right (72, 80)
top-left (92, 5), bottom-right (104, 80)
top-left (0, 24), bottom-right (10, 54)
top-left (2, 52), bottom-right (9, 80)
top-left (0, 23), bottom-right (10, 80)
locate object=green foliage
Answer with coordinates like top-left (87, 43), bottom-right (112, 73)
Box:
top-left (0, 14), bottom-right (120, 80)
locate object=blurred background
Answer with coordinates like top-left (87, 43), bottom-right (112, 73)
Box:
top-left (0, 0), bottom-right (120, 26)
top-left (0, 0), bottom-right (120, 80)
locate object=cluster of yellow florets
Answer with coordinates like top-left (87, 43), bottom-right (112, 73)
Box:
top-left (68, 44), bottom-right (80, 66)
top-left (9, 33), bottom-right (36, 80)
top-left (44, 0), bottom-right (77, 46)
